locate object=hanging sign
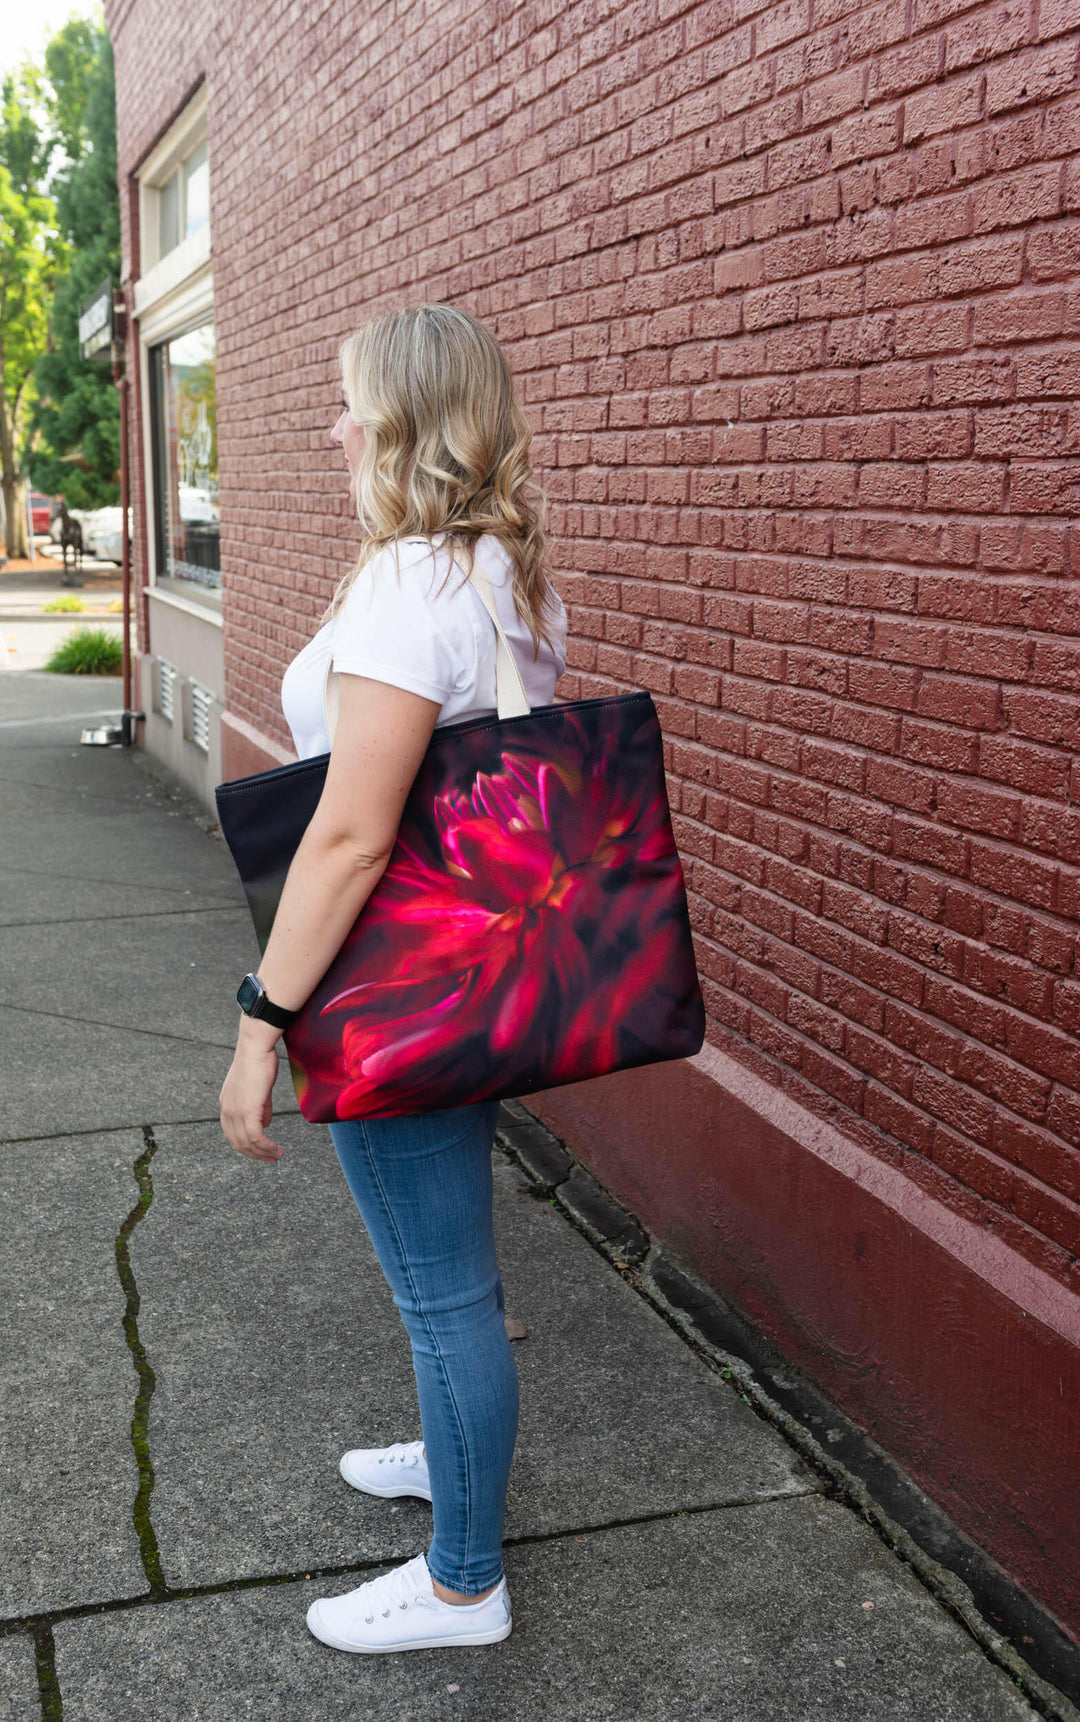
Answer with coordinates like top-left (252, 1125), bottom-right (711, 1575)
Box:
top-left (79, 278), bottom-right (115, 362)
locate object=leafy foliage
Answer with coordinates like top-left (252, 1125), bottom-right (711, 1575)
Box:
top-left (43, 623), bottom-right (123, 673)
top-left (0, 59), bottom-right (66, 553)
top-left (26, 13), bottom-right (121, 511)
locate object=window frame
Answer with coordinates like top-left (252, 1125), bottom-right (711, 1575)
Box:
top-left (133, 84), bottom-right (221, 622)
top-left (147, 316), bottom-right (221, 600)
top-left (135, 84), bottom-right (210, 285)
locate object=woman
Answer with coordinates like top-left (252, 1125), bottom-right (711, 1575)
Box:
top-left (218, 302), bottom-right (568, 1654)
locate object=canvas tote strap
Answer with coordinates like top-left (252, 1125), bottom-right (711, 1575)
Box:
top-left (320, 559), bottom-right (532, 747)
top-left (461, 564), bottom-right (532, 720)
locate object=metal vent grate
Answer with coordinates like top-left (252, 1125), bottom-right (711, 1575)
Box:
top-left (155, 657), bottom-right (178, 723)
top-left (188, 678), bottom-right (213, 753)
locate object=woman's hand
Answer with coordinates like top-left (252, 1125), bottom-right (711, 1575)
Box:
top-left (219, 1017), bottom-right (284, 1162)
top-left (217, 675), bottom-right (441, 1162)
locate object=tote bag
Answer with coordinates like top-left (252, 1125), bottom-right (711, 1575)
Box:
top-left (214, 562), bottom-right (706, 1121)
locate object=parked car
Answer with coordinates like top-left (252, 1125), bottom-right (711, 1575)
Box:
top-left (29, 491), bottom-right (56, 534)
top-left (80, 506), bottom-right (133, 563)
top-left (178, 484), bottom-right (219, 523)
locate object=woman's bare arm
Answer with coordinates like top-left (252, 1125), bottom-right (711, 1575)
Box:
top-left (219, 671), bottom-right (440, 1159)
top-left (255, 671), bottom-right (441, 1011)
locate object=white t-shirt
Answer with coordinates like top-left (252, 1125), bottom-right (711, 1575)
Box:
top-left (280, 533), bottom-right (568, 760)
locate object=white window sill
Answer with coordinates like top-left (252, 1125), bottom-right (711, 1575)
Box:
top-left (144, 582), bottom-right (223, 626)
top-left (134, 226), bottom-right (212, 321)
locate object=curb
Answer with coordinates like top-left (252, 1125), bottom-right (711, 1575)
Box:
top-left (0, 610), bottom-right (126, 621)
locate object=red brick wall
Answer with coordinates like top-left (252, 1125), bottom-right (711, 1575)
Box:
top-left (108, 0), bottom-right (1080, 1286)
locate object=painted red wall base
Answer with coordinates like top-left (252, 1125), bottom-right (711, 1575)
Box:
top-left (219, 708), bottom-right (297, 781)
top-left (528, 1043), bottom-right (1080, 1647)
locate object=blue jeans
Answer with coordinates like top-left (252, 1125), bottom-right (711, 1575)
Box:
top-left (327, 1097), bottom-right (518, 1594)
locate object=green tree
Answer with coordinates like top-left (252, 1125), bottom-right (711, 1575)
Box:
top-left (27, 14), bottom-right (121, 518)
top-left (0, 61), bottom-right (65, 557)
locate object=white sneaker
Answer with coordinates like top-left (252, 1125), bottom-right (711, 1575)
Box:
top-left (339, 1439), bottom-right (432, 1502)
top-left (306, 1552), bottom-right (512, 1653)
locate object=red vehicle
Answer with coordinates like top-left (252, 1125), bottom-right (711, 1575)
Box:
top-left (29, 492), bottom-right (55, 534)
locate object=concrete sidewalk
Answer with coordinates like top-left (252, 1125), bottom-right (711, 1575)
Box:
top-left (0, 669), bottom-right (1049, 1720)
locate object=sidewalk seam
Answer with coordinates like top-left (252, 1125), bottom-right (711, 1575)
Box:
top-left (0, 907), bottom-right (247, 930)
top-left (0, 1106), bottom-right (302, 1149)
top-left (1, 1000), bottom-right (236, 1053)
top-left (0, 1494), bottom-right (811, 1636)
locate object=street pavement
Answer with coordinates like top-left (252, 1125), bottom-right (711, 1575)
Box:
top-left (0, 666), bottom-right (1048, 1720)
top-left (0, 550), bottom-right (129, 673)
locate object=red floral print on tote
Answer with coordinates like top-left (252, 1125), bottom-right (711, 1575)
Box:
top-left (216, 694), bottom-right (705, 1122)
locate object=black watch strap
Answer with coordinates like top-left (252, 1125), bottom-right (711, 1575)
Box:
top-left (236, 972), bottom-right (299, 1030)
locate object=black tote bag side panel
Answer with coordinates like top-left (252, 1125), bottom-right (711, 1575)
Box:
top-left (215, 759), bottom-right (328, 953)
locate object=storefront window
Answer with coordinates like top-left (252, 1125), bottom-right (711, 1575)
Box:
top-left (150, 321), bottom-right (220, 593)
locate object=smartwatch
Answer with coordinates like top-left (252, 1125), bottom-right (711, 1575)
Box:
top-left (236, 972), bottom-right (299, 1030)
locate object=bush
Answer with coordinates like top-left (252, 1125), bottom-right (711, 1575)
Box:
top-left (44, 626), bottom-right (124, 675)
top-left (43, 596), bottom-right (85, 612)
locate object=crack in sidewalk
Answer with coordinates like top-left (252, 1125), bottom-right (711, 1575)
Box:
top-left (114, 1125), bottom-right (165, 1595)
top-left (30, 1621), bottom-right (62, 1721)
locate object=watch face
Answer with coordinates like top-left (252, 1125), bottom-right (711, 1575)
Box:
top-left (236, 974), bottom-right (263, 1014)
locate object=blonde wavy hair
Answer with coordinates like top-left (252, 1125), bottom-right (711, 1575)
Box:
top-left (320, 302), bottom-right (561, 663)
